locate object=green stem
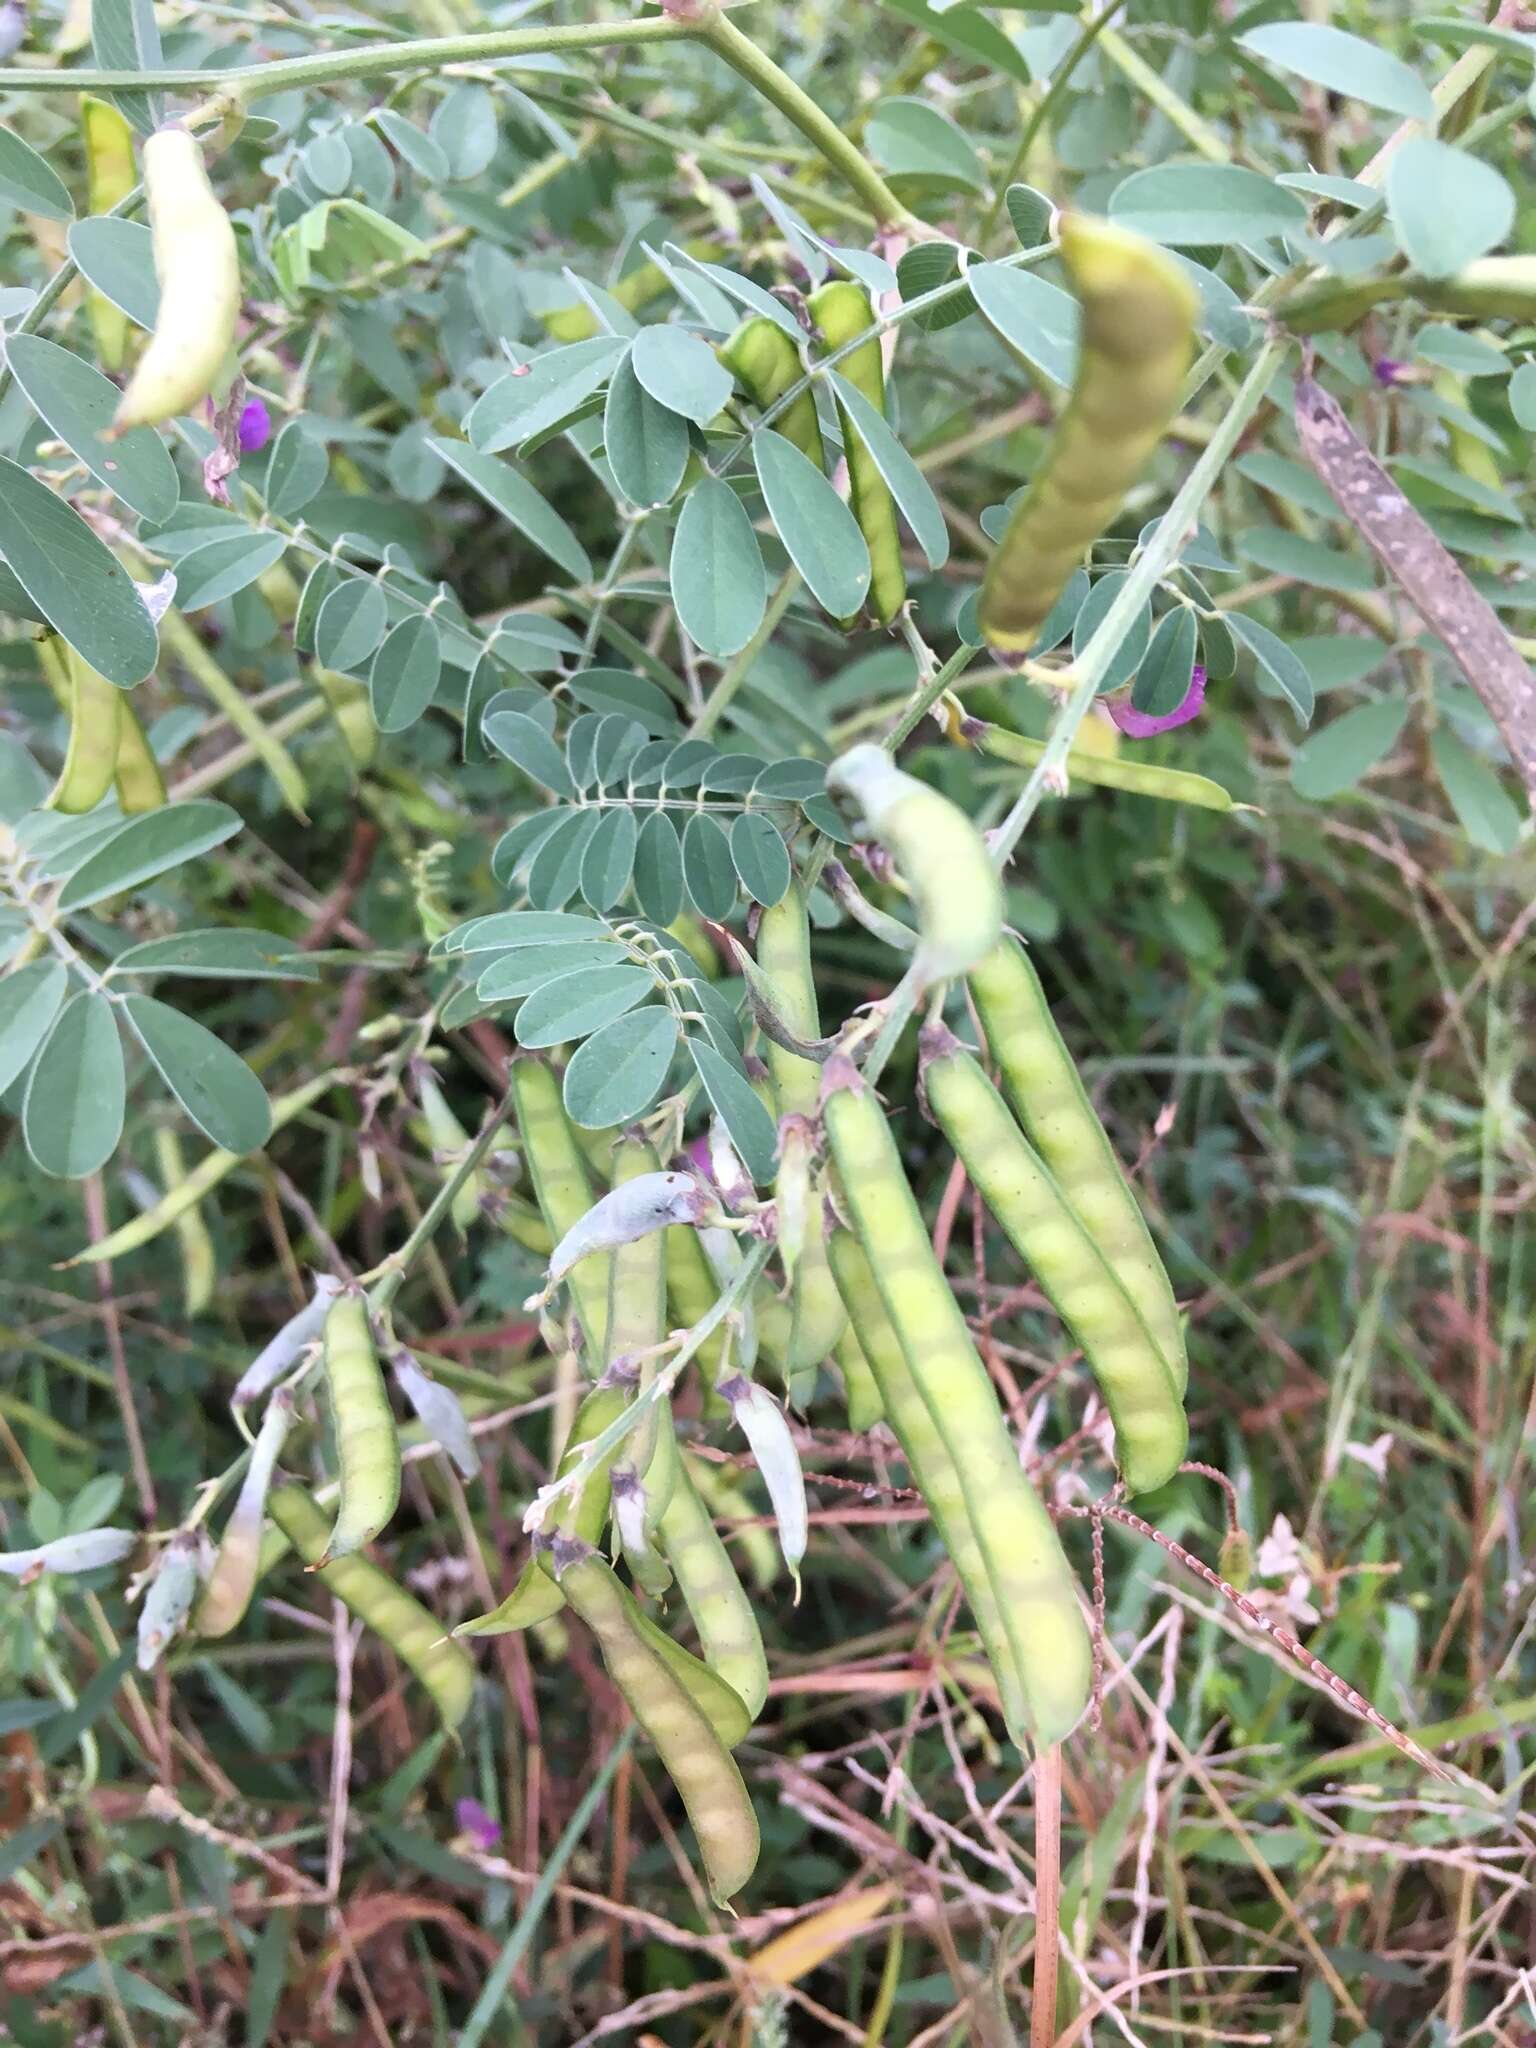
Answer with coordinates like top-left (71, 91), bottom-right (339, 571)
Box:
top-left (888, 640), bottom-right (982, 750)
top-left (687, 568), bottom-right (801, 740)
top-left (364, 1089), bottom-right (520, 1311)
top-left (977, 0), bottom-right (1130, 245)
top-left (696, 12), bottom-right (921, 231)
top-left (988, 337), bottom-right (1285, 871)
top-left (0, 18), bottom-right (693, 100)
top-left (1096, 24), bottom-right (1230, 163)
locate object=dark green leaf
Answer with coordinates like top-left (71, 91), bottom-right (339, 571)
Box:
top-left (568, 668), bottom-right (679, 734)
top-left (630, 326), bottom-right (733, 427)
top-left (369, 616), bottom-right (442, 733)
top-left (1005, 184), bottom-right (1053, 248)
top-left (0, 961), bottom-right (69, 1094)
top-left (468, 337), bottom-right (629, 454)
top-left (444, 909), bottom-right (601, 956)
top-left (753, 430), bottom-right (871, 619)
top-left (478, 940), bottom-right (625, 1001)
top-left (431, 83), bottom-right (498, 181)
top-left (374, 109), bottom-right (450, 183)
top-left (527, 809), bottom-right (601, 909)
top-left (266, 423), bottom-right (330, 518)
top-left (0, 1818), bottom-right (61, 1884)
top-left (0, 128), bottom-right (75, 221)
top-left (827, 373), bottom-right (949, 569)
top-left (514, 965), bottom-right (655, 1049)
top-left (483, 709), bottom-right (575, 794)
top-left (1430, 728), bottom-right (1523, 852)
top-left (1229, 614), bottom-right (1314, 725)
top-left (122, 995), bottom-right (272, 1153)
top-left (1074, 573), bottom-right (1152, 694)
top-left (68, 218), bottom-right (159, 332)
top-left (670, 480), bottom-right (766, 657)
top-left (1386, 139), bottom-right (1513, 279)
top-left (634, 810), bottom-right (684, 923)
top-left (0, 458), bottom-right (158, 686)
top-left (57, 801), bottom-right (242, 912)
top-left (729, 812), bottom-right (792, 906)
top-left (428, 437), bottom-right (592, 584)
top-left (1291, 700), bottom-right (1408, 799)
top-left (23, 992), bottom-right (125, 1178)
top-left (91, 0), bottom-right (164, 134)
top-left (874, 0), bottom-right (1033, 83)
top-left (1508, 362), bottom-right (1536, 430)
top-left (604, 353), bottom-right (689, 507)
top-left (563, 1008), bottom-right (678, 1126)
top-left (686, 1036), bottom-right (778, 1182)
top-left (1132, 608), bottom-right (1198, 717)
top-left (110, 929), bottom-right (321, 981)
top-left (681, 811), bottom-right (738, 918)
top-left (314, 579), bottom-right (389, 674)
top-left (1238, 24), bottom-right (1433, 119)
top-left (580, 806), bottom-right (639, 911)
top-left (174, 533), bottom-right (288, 614)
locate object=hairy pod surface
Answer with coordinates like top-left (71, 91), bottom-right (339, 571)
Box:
top-left (978, 214), bottom-right (1199, 650)
top-left (968, 938), bottom-right (1186, 1391)
top-left (922, 1026), bottom-right (1187, 1495)
top-left (113, 126), bottom-right (241, 432)
top-left (821, 1059), bottom-right (1091, 1744)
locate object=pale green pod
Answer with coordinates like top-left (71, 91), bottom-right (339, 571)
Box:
top-left (967, 938), bottom-right (1185, 1392)
top-left (323, 1291), bottom-right (401, 1561)
top-left (658, 1459), bottom-right (769, 1720)
top-left (392, 1349), bottom-right (478, 1481)
top-left (137, 1529), bottom-right (204, 1672)
top-left (269, 1486), bottom-right (475, 1731)
top-left (978, 213), bottom-right (1198, 650)
top-left (832, 1321), bottom-right (884, 1433)
top-left (414, 1066), bottom-right (486, 1232)
top-left (196, 1390), bottom-right (295, 1638)
top-left (45, 643), bottom-right (121, 815)
top-left (510, 1057), bottom-right (609, 1361)
top-left (821, 1057), bottom-right (1091, 1747)
top-left (558, 1548), bottom-right (759, 1903)
top-left (0, 1529), bottom-right (136, 1579)
top-left (665, 1218), bottom-right (730, 1380)
top-left (233, 1273), bottom-right (345, 1411)
top-left (921, 1025), bottom-right (1186, 1496)
top-left (114, 127), bottom-right (240, 432)
top-left (152, 1128), bottom-right (213, 1317)
top-left (720, 315), bottom-right (824, 465)
top-left (973, 720), bottom-right (1238, 813)
top-left (755, 885), bottom-right (822, 1120)
top-left (825, 744), bottom-right (1003, 985)
top-left (826, 1228), bottom-right (1031, 1741)
top-left (807, 280), bottom-right (905, 626)
top-left (718, 1374), bottom-right (807, 1593)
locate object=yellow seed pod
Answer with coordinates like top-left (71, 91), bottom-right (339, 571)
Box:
top-left (113, 126), bottom-right (241, 433)
top-left (825, 743), bottom-right (1002, 984)
top-left (979, 215), bottom-right (1198, 652)
top-left (720, 316), bottom-right (824, 467)
top-left (114, 697), bottom-right (167, 813)
top-left (44, 641), bottom-right (121, 815)
top-left (81, 96), bottom-right (136, 373)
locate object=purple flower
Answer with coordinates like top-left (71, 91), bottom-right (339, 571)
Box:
top-left (1372, 356), bottom-right (1407, 389)
top-left (1109, 664), bottom-right (1207, 740)
top-left (454, 1797), bottom-right (502, 1851)
top-left (237, 399), bottom-right (273, 453)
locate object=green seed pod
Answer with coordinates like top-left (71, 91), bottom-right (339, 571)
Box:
top-left (323, 1290), bottom-right (401, 1561)
top-left (81, 94), bottom-right (135, 372)
top-left (920, 1024), bottom-right (1187, 1496)
top-left (978, 214), bottom-right (1199, 651)
top-left (821, 1056), bottom-right (1091, 1747)
top-left (807, 280), bottom-right (905, 626)
top-left (510, 1057), bottom-right (610, 1362)
top-left (825, 744), bottom-right (1003, 985)
top-left (972, 719), bottom-right (1238, 813)
top-left (658, 1457), bottom-right (769, 1720)
top-left (137, 1529), bottom-right (205, 1672)
top-left (153, 1127), bottom-right (213, 1317)
top-left (113, 126), bottom-right (241, 432)
top-left (557, 1547), bottom-right (759, 1904)
top-left (1218, 1527), bottom-right (1253, 1594)
top-left (826, 1227), bottom-right (1032, 1739)
top-left (967, 938), bottom-right (1186, 1391)
top-left (720, 316), bottom-right (824, 465)
top-left (43, 640), bottom-right (121, 816)
top-left (196, 1390), bottom-right (295, 1639)
top-left (832, 1322), bottom-right (884, 1433)
top-left (413, 1065), bottom-right (487, 1233)
top-left (114, 696), bottom-right (168, 814)
top-left (269, 1485), bottom-right (475, 1730)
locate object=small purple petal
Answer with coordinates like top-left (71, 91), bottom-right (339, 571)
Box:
top-left (1109, 663), bottom-right (1207, 740)
top-left (238, 399), bottom-right (273, 453)
top-left (1372, 357), bottom-right (1407, 389)
top-left (454, 1796), bottom-right (501, 1850)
